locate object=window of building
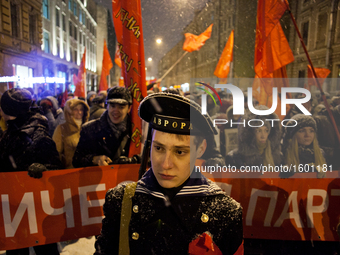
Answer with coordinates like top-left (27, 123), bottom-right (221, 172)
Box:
top-left (74, 49), bottom-right (77, 63)
top-left (43, 31), bottom-right (50, 53)
top-left (69, 47), bottom-right (73, 62)
top-left (317, 13), bottom-right (327, 46)
top-left (79, 32), bottom-right (82, 44)
top-left (56, 8), bottom-right (60, 27)
top-left (11, 3), bottom-right (18, 38)
top-left (79, 8), bottom-right (82, 21)
top-left (83, 35), bottom-right (85, 46)
top-left (73, 1), bottom-right (77, 16)
top-left (298, 70), bottom-right (306, 88)
top-left (228, 16), bottom-right (232, 28)
top-left (62, 13), bottom-right (66, 31)
top-left (56, 39), bottom-right (60, 57)
top-left (302, 21), bottom-right (309, 46)
top-left (74, 25), bottom-right (77, 40)
top-left (68, 0), bottom-right (72, 10)
top-left (82, 11), bottom-right (86, 24)
top-left (69, 21), bottom-right (73, 37)
top-left (29, 14), bottom-right (36, 44)
top-left (43, 0), bottom-right (50, 19)
top-left (63, 42), bottom-right (66, 59)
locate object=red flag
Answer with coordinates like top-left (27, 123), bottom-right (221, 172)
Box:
top-left (254, 0), bottom-right (294, 78)
top-left (252, 66), bottom-right (290, 120)
top-left (112, 0), bottom-right (147, 156)
top-left (183, 24), bottom-right (213, 52)
top-left (73, 49), bottom-right (86, 98)
top-left (114, 44), bottom-right (122, 68)
top-left (214, 30), bottom-right (234, 80)
top-left (99, 40), bottom-right (113, 92)
top-left (307, 65), bottom-right (331, 90)
top-left (61, 85), bottom-right (68, 108)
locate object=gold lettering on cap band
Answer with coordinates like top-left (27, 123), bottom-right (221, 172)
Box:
top-left (150, 114), bottom-right (197, 134)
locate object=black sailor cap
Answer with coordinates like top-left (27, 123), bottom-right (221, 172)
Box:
top-left (138, 92), bottom-right (217, 136)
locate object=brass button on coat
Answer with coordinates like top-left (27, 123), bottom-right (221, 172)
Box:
top-left (201, 213), bottom-right (209, 223)
top-left (132, 232), bottom-right (139, 240)
top-left (133, 205), bottom-right (138, 213)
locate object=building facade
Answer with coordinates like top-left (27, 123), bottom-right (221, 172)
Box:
top-left (42, 0), bottom-right (98, 93)
top-left (158, 0), bottom-right (257, 89)
top-left (285, 0), bottom-right (340, 93)
top-left (0, 0), bottom-right (44, 94)
top-left (158, 0), bottom-right (340, 94)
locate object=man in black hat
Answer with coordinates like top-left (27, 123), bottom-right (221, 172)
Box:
top-left (94, 92), bottom-right (243, 255)
top-left (89, 94), bottom-right (106, 121)
top-left (73, 86), bottom-right (140, 167)
top-left (0, 88), bottom-right (61, 254)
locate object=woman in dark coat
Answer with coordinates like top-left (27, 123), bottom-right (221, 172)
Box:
top-left (281, 114), bottom-right (326, 178)
top-left (226, 105), bottom-right (282, 169)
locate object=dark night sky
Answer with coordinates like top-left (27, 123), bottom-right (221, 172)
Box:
top-left (94, 0), bottom-right (208, 77)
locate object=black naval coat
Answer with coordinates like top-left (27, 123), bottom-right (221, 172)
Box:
top-left (94, 169), bottom-right (243, 255)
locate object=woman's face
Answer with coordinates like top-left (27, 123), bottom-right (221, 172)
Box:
top-left (72, 104), bottom-right (84, 120)
top-left (295, 127), bottom-right (315, 146)
top-left (255, 126), bottom-right (270, 144)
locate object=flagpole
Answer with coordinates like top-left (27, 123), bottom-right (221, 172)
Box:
top-left (157, 51), bottom-right (188, 83)
top-left (285, 2), bottom-right (340, 145)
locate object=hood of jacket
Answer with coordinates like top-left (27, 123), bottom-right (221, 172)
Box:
top-left (46, 96), bottom-right (59, 111)
top-left (64, 98), bottom-right (90, 128)
top-left (237, 105), bottom-right (282, 159)
top-left (7, 110), bottom-right (49, 136)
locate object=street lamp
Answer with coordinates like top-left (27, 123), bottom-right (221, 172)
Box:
top-left (148, 57), bottom-right (152, 62)
top-left (156, 38), bottom-right (162, 44)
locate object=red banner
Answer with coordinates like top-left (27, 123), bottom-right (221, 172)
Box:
top-left (0, 167), bottom-right (339, 250)
top-left (112, 0), bottom-right (147, 157)
top-left (0, 165), bottom-right (139, 251)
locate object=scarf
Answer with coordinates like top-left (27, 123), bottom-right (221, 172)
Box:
top-left (107, 114), bottom-right (128, 139)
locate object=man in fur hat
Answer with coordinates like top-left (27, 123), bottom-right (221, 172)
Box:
top-left (94, 92), bottom-right (243, 254)
top-left (73, 86), bottom-right (140, 167)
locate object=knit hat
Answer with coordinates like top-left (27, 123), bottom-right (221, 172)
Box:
top-left (92, 94), bottom-right (106, 104)
top-left (284, 114), bottom-right (317, 141)
top-left (87, 91), bottom-right (96, 100)
top-left (1, 88), bottom-right (32, 117)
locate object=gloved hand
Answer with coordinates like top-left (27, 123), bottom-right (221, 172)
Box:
top-left (92, 155), bottom-right (112, 166)
top-left (28, 163), bottom-right (47, 179)
top-left (116, 155), bottom-right (141, 164)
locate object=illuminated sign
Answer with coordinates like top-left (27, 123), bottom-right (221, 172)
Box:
top-left (0, 76), bottom-right (65, 84)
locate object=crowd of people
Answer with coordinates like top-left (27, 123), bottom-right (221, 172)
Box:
top-left (0, 85), bottom-right (340, 254)
top-left (198, 89), bottom-right (340, 177)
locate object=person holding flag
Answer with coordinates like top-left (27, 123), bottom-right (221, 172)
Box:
top-left (72, 86), bottom-right (141, 168)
